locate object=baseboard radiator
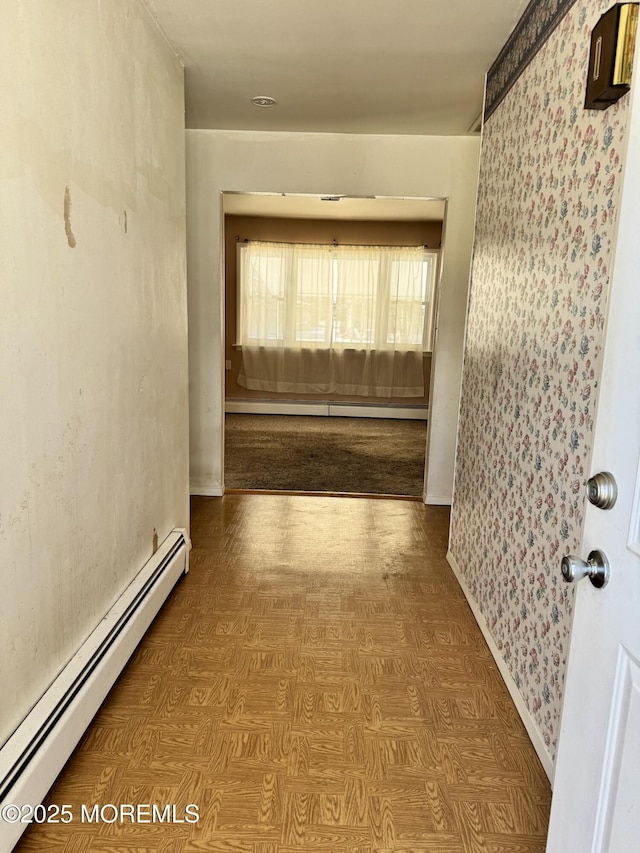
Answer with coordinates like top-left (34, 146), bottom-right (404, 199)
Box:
top-left (0, 528), bottom-right (190, 852)
top-left (225, 399), bottom-right (429, 421)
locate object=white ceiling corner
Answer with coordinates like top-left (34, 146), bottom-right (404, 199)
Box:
top-left (144, 0), bottom-right (530, 136)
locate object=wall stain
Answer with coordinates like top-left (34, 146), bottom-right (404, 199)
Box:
top-left (64, 186), bottom-right (77, 248)
top-left (124, 210), bottom-right (128, 234)
top-left (152, 528), bottom-right (158, 554)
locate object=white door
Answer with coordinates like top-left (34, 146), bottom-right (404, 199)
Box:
top-left (545, 55), bottom-right (640, 853)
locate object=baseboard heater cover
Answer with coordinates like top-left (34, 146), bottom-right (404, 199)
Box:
top-left (0, 528), bottom-right (190, 852)
top-left (225, 399), bottom-right (428, 420)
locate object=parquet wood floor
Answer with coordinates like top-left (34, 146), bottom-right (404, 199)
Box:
top-left (15, 495), bottom-right (551, 852)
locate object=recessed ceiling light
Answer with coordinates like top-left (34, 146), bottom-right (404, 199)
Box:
top-left (251, 95), bottom-right (277, 108)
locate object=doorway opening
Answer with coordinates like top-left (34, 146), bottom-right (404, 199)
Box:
top-left (221, 192), bottom-right (446, 498)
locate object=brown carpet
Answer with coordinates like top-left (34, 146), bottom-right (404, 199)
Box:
top-left (224, 413), bottom-right (426, 495)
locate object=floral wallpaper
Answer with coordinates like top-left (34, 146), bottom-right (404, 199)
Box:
top-left (485, 0), bottom-right (580, 119)
top-left (450, 0), bottom-right (630, 763)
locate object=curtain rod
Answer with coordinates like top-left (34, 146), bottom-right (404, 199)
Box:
top-left (235, 236), bottom-right (436, 249)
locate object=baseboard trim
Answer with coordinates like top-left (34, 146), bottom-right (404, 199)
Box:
top-left (446, 549), bottom-right (554, 783)
top-left (190, 485), bottom-right (224, 497)
top-left (423, 493), bottom-right (452, 506)
top-left (225, 399), bottom-right (428, 420)
top-left (0, 529), bottom-right (191, 852)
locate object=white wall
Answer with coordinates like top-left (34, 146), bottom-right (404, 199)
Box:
top-left (185, 130), bottom-right (480, 498)
top-left (0, 0), bottom-right (188, 745)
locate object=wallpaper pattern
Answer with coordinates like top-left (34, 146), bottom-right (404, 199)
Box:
top-left (485, 0), bottom-right (580, 119)
top-left (450, 0), bottom-right (630, 761)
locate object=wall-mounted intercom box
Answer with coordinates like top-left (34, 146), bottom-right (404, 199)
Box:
top-left (585, 2), bottom-right (638, 109)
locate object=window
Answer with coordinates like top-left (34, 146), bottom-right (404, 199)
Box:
top-left (237, 241), bottom-right (437, 353)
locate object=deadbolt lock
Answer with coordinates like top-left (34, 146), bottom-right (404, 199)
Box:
top-left (586, 471), bottom-right (618, 510)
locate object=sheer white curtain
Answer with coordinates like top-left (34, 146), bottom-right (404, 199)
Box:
top-left (237, 241), bottom-right (433, 397)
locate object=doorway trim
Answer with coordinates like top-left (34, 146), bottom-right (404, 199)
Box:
top-left (218, 190), bottom-right (446, 498)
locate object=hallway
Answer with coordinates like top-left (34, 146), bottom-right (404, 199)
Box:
top-left (17, 495), bottom-right (551, 852)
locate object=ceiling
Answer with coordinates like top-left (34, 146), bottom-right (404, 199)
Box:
top-left (144, 0), bottom-right (529, 136)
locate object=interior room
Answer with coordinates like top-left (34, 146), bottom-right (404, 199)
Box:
top-left (223, 193), bottom-right (444, 497)
top-left (3, 1), bottom-right (640, 851)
